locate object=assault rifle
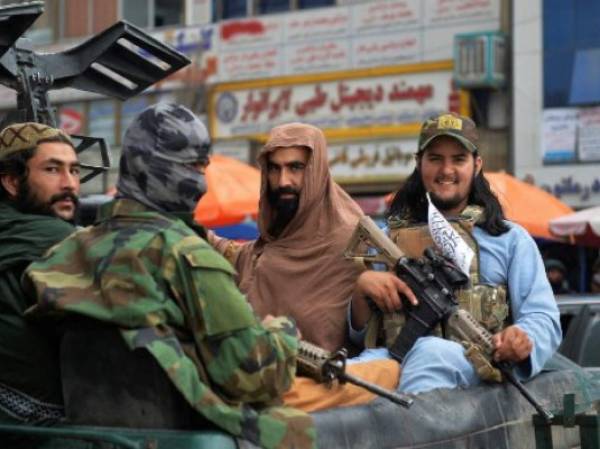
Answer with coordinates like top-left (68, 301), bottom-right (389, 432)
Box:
top-left (296, 340), bottom-right (413, 408)
top-left (344, 216), bottom-right (554, 422)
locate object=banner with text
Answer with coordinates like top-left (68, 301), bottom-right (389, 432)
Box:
top-left (210, 64), bottom-right (462, 139)
top-left (329, 138), bottom-right (417, 183)
top-left (216, 0), bottom-right (499, 81)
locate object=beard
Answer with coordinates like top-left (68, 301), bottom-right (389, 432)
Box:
top-left (15, 180), bottom-right (79, 221)
top-left (427, 172), bottom-right (476, 213)
top-left (267, 186), bottom-right (300, 237)
top-left (428, 191), bottom-right (466, 213)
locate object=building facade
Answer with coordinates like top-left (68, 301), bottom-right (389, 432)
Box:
top-left (514, 0), bottom-right (600, 209)
top-left (0, 0), bottom-right (509, 201)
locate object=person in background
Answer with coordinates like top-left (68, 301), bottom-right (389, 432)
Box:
top-left (544, 258), bottom-right (573, 295)
top-left (590, 257), bottom-right (600, 294)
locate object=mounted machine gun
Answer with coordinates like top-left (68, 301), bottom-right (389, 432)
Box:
top-left (0, 1), bottom-right (190, 182)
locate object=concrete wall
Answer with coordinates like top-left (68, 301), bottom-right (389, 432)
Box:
top-left (512, 0), bottom-right (600, 208)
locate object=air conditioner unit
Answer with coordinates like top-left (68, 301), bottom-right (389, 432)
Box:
top-left (453, 31), bottom-right (506, 88)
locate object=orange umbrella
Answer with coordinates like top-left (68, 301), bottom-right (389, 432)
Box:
top-left (194, 154), bottom-right (260, 227)
top-left (484, 172), bottom-right (573, 240)
top-left (384, 172), bottom-right (573, 240)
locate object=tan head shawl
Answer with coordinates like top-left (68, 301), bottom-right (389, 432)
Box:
top-left (234, 123), bottom-right (364, 351)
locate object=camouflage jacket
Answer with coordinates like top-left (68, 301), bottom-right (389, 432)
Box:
top-left (24, 198), bottom-right (315, 449)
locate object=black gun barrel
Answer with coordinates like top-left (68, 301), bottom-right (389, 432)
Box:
top-left (341, 371), bottom-right (413, 408)
top-left (501, 366), bottom-right (554, 423)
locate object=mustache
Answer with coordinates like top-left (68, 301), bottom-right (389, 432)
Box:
top-left (50, 191), bottom-right (80, 205)
top-left (274, 186), bottom-right (299, 198)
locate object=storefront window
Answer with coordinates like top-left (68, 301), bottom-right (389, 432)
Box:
top-left (542, 0), bottom-right (600, 164)
top-left (122, 0), bottom-right (184, 29)
top-left (122, 0), bottom-right (150, 28)
top-left (298, 0), bottom-right (334, 9)
top-left (88, 99), bottom-right (117, 147)
top-left (258, 0), bottom-right (290, 14)
top-left (219, 0), bottom-right (248, 19)
top-left (120, 96), bottom-right (151, 142)
top-left (212, 0), bottom-right (333, 20)
top-left (24, 0), bottom-right (58, 44)
top-left (155, 0), bottom-right (184, 27)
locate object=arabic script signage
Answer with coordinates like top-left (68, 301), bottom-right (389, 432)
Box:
top-left (329, 138), bottom-right (417, 183)
top-left (542, 106), bottom-right (600, 164)
top-left (215, 0), bottom-right (499, 81)
top-left (210, 62), bottom-right (461, 139)
top-left (520, 166), bottom-right (600, 208)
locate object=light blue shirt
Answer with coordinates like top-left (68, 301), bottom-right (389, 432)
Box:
top-left (348, 221), bottom-right (562, 393)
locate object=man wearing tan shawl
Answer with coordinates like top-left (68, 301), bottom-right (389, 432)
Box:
top-left (210, 122), bottom-right (364, 352)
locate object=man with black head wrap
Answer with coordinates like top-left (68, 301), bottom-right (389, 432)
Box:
top-left (24, 104), bottom-right (315, 449)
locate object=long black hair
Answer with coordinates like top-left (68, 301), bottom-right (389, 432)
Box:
top-left (387, 153), bottom-right (509, 236)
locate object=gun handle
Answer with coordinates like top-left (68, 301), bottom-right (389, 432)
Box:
top-left (388, 309), bottom-right (432, 363)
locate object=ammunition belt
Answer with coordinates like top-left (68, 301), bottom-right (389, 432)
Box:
top-left (0, 382), bottom-right (63, 423)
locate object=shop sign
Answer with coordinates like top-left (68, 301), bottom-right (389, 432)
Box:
top-left (210, 63), bottom-right (459, 140)
top-left (59, 105), bottom-right (84, 135)
top-left (219, 16), bottom-right (282, 49)
top-left (352, 33), bottom-right (420, 68)
top-left (541, 108), bottom-right (578, 163)
top-left (215, 0), bottom-right (499, 82)
top-left (530, 167), bottom-right (600, 208)
top-left (352, 0), bottom-right (421, 33)
top-left (424, 0), bottom-right (500, 26)
top-left (578, 107), bottom-right (600, 162)
top-left (329, 138), bottom-right (417, 183)
top-left (284, 7), bottom-right (350, 42)
top-left (285, 40), bottom-right (350, 74)
top-left (150, 25), bottom-right (218, 85)
top-left (541, 106), bottom-right (600, 163)
top-left (220, 47), bottom-right (281, 81)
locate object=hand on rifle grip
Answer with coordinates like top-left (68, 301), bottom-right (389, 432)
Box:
top-left (492, 325), bottom-right (533, 363)
top-left (355, 271), bottom-right (418, 313)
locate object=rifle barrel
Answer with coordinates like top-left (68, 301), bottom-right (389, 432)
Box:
top-left (502, 369), bottom-right (554, 423)
top-left (342, 371), bottom-right (413, 408)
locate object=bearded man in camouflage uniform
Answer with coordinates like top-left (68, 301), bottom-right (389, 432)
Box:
top-left (0, 123), bottom-right (79, 424)
top-left (24, 104), bottom-right (315, 449)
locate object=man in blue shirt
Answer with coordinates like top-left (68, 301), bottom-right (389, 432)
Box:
top-left (349, 112), bottom-right (562, 393)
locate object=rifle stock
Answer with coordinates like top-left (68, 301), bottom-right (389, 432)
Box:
top-left (344, 216), bottom-right (405, 269)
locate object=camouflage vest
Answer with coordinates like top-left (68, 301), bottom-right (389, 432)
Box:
top-left (364, 206), bottom-right (510, 348)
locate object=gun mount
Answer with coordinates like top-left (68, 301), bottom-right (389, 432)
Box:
top-left (0, 1), bottom-right (190, 182)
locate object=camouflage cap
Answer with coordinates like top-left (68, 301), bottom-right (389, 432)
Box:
top-left (0, 122), bottom-right (73, 161)
top-left (418, 112), bottom-right (479, 153)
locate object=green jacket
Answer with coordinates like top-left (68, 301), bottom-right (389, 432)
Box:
top-left (0, 200), bottom-right (74, 418)
top-left (24, 199), bottom-right (315, 449)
